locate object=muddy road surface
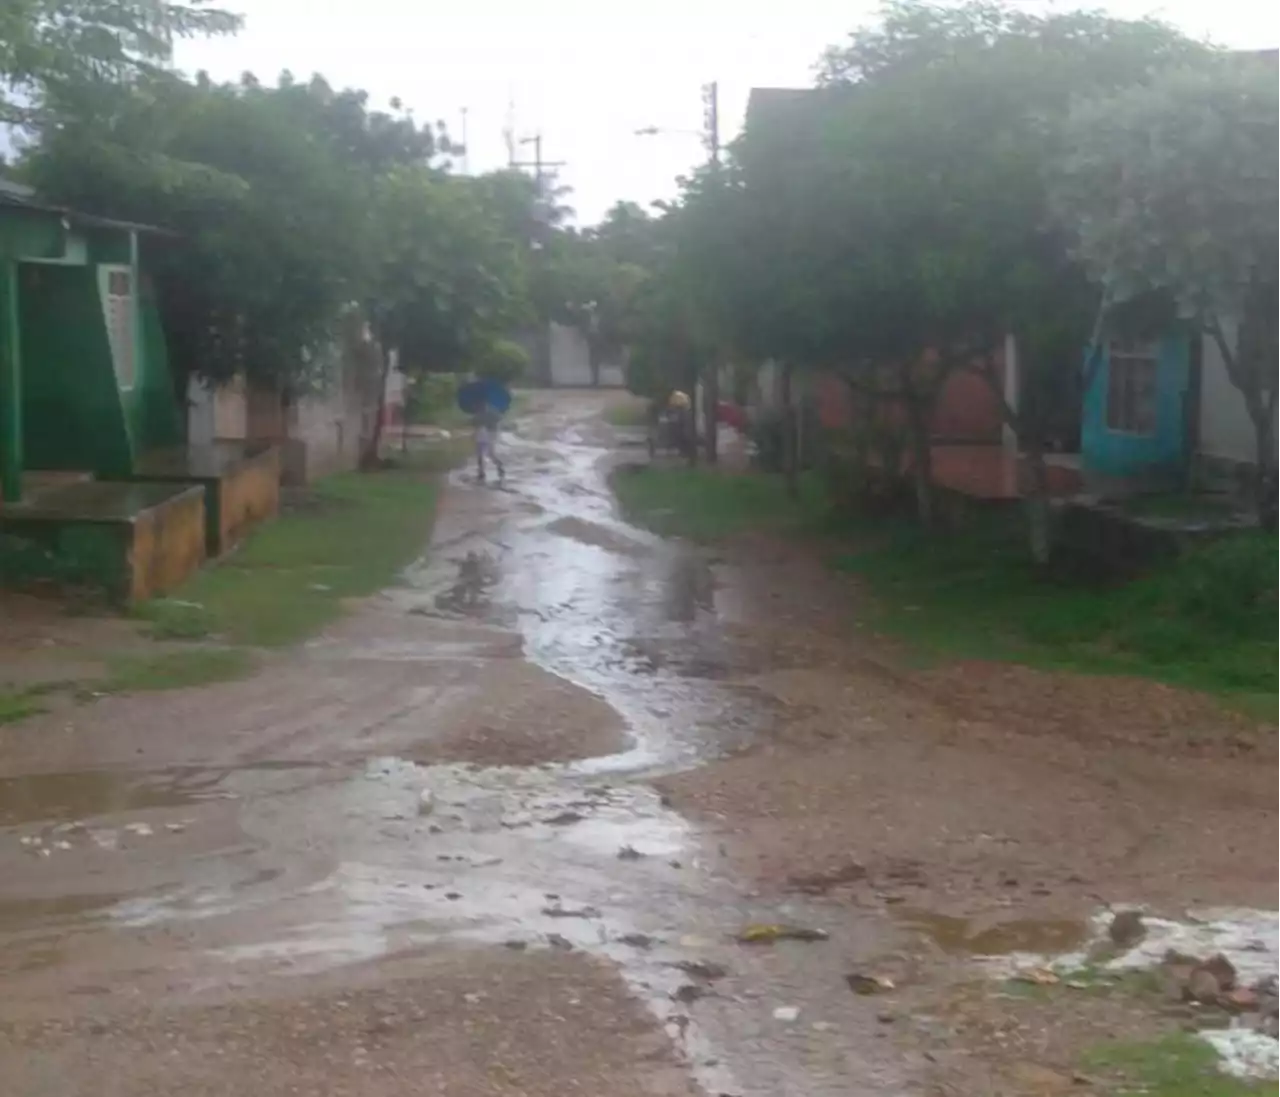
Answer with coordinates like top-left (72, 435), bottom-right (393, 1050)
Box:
top-left (0, 393), bottom-right (911, 1096)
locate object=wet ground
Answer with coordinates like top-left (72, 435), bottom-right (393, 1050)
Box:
top-left (0, 394), bottom-right (910, 1096)
top-left (0, 391), bottom-right (1275, 1096)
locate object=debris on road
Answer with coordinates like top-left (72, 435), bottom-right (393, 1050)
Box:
top-left (542, 904), bottom-right (600, 919)
top-left (672, 960), bottom-right (728, 982)
top-left (734, 923), bottom-right (829, 944)
top-left (845, 973), bottom-right (896, 995)
top-left (1108, 909), bottom-right (1146, 948)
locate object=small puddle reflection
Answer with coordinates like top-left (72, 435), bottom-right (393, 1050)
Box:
top-left (0, 771), bottom-right (209, 826)
top-left (897, 908), bottom-right (1089, 956)
top-left (0, 762), bottom-right (328, 826)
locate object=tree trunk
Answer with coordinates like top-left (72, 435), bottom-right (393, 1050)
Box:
top-left (704, 361), bottom-right (720, 465)
top-left (902, 387), bottom-right (934, 527)
top-left (1253, 407), bottom-right (1277, 532)
top-left (361, 345), bottom-right (394, 471)
top-left (1023, 443), bottom-right (1053, 565)
top-left (781, 362), bottom-right (798, 498)
top-left (685, 357), bottom-right (699, 467)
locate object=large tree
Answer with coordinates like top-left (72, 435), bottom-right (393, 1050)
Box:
top-left (24, 73), bottom-right (397, 394)
top-left (1052, 55), bottom-right (1279, 526)
top-left (0, 0), bottom-right (238, 125)
top-left (726, 0), bottom-right (1201, 553)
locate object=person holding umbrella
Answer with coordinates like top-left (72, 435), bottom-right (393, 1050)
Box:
top-left (457, 374), bottom-right (512, 484)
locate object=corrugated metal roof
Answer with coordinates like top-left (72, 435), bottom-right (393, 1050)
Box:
top-left (0, 176), bottom-right (173, 236)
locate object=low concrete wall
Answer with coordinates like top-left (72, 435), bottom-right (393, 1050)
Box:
top-left (129, 487), bottom-right (207, 600)
top-left (0, 481), bottom-right (206, 603)
top-left (217, 445), bottom-right (281, 553)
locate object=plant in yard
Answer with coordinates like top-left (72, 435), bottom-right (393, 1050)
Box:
top-left (362, 168), bottom-right (530, 465)
top-left (1052, 55), bottom-right (1279, 528)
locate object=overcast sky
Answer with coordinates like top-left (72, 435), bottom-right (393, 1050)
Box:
top-left (176, 0), bottom-right (1278, 224)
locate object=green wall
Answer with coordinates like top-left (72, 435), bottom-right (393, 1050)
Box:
top-left (19, 263), bottom-right (134, 475)
top-left (18, 236), bottom-right (183, 477)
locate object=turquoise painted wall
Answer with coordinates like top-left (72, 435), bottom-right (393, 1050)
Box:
top-left (1081, 333), bottom-right (1191, 481)
top-left (19, 262), bottom-right (134, 475)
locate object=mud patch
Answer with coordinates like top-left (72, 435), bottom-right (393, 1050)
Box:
top-left (403, 660), bottom-right (629, 767)
top-left (0, 948), bottom-right (699, 1097)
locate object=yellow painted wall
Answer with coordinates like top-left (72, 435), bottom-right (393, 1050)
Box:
top-left (129, 487), bottom-right (206, 600)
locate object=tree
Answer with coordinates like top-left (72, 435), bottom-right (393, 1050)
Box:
top-left (1052, 55), bottom-right (1279, 526)
top-left (1, 0), bottom-right (238, 125)
top-left (25, 73), bottom-right (383, 396)
top-left (790, 0), bottom-right (1202, 554)
top-left (362, 168), bottom-right (529, 464)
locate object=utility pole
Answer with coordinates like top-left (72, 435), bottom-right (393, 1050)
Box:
top-left (510, 132), bottom-right (567, 386)
top-left (701, 80), bottom-right (722, 465)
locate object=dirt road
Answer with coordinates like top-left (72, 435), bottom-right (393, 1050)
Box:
top-left (0, 391), bottom-right (1274, 1096)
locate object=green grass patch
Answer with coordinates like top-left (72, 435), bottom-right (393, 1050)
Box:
top-left (102, 648), bottom-right (256, 692)
top-left (137, 467), bottom-right (444, 648)
top-left (0, 688), bottom-right (47, 724)
top-left (1081, 1034), bottom-right (1274, 1097)
top-left (832, 518), bottom-right (1277, 702)
top-left (612, 465), bottom-right (828, 541)
top-left (611, 466), bottom-right (1276, 703)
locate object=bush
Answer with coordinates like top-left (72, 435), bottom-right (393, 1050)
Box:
top-left (472, 338), bottom-right (530, 385)
top-left (406, 373), bottom-right (460, 425)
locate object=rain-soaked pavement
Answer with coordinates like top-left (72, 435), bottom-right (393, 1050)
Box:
top-left (0, 393), bottom-right (913, 1096)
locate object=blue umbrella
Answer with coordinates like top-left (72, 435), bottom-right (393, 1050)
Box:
top-left (457, 377), bottom-right (512, 415)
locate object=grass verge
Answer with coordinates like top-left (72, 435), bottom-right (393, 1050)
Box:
top-left (612, 465), bottom-right (827, 541)
top-left (136, 460), bottom-right (449, 648)
top-left (832, 518), bottom-right (1277, 702)
top-left (612, 466), bottom-right (1277, 704)
top-left (603, 398), bottom-right (651, 428)
top-left (1081, 1034), bottom-right (1274, 1097)
top-left (102, 648), bottom-right (257, 692)
top-left (0, 688), bottom-right (48, 724)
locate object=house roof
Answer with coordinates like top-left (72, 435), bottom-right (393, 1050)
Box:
top-left (0, 177), bottom-right (173, 237)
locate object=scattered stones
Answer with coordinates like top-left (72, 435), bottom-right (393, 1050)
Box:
top-left (617, 933), bottom-right (655, 949)
top-left (542, 904), bottom-right (600, 919)
top-left (444, 892), bottom-right (462, 901)
top-left (502, 940), bottom-right (527, 951)
top-left (616, 845), bottom-right (644, 861)
top-left (123, 823), bottom-right (153, 838)
top-left (417, 790), bottom-right (435, 816)
top-left (672, 960), bottom-right (728, 982)
top-left (672, 984), bottom-right (706, 1004)
top-left (1199, 953), bottom-right (1238, 992)
top-left (1184, 968), bottom-right (1224, 1004)
top-left (786, 860), bottom-right (867, 895)
top-left (772, 1006), bottom-right (800, 1023)
top-left (544, 811), bottom-right (585, 826)
top-left (1108, 909), bottom-right (1146, 949)
top-left (546, 933), bottom-right (574, 950)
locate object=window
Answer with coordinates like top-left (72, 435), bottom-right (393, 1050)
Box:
top-left (100, 266), bottom-right (136, 390)
top-left (1106, 339), bottom-right (1158, 435)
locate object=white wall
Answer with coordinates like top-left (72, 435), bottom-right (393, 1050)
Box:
top-left (1199, 320), bottom-right (1272, 466)
top-left (546, 322), bottom-right (627, 388)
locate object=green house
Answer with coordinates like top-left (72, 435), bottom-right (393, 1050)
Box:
top-left (0, 181), bottom-right (278, 602)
